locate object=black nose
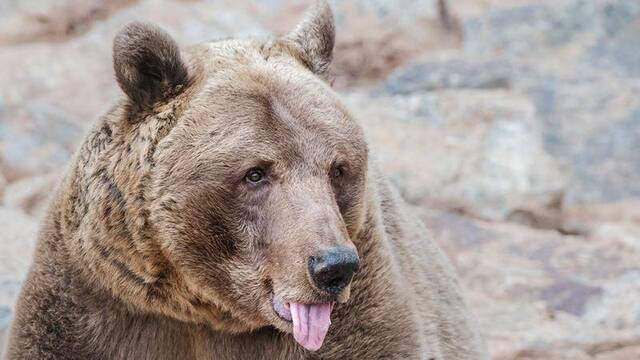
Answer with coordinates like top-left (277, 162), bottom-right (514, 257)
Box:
top-left (308, 247), bottom-right (359, 295)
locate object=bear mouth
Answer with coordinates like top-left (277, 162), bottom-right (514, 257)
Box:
top-left (271, 293), bottom-right (335, 351)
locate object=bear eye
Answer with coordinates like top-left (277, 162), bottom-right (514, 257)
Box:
top-left (329, 165), bottom-right (344, 179)
top-left (245, 168), bottom-right (265, 183)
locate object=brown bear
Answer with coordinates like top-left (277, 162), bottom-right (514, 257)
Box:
top-left (5, 1), bottom-right (487, 359)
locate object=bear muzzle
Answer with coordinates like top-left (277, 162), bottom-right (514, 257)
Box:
top-left (270, 246), bottom-right (358, 351)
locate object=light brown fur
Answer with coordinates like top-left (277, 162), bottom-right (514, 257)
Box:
top-left (5, 2), bottom-right (487, 359)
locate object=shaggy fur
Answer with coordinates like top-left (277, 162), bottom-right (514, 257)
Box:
top-left (5, 1), bottom-right (487, 359)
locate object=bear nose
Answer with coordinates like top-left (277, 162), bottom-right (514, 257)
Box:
top-left (308, 247), bottom-right (359, 295)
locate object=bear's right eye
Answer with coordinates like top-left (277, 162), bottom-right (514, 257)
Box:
top-left (245, 168), bottom-right (265, 184)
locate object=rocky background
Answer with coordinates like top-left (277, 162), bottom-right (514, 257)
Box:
top-left (1, 0), bottom-right (639, 358)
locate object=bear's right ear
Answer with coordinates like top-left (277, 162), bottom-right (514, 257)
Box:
top-left (284, 0), bottom-right (335, 79)
top-left (113, 22), bottom-right (190, 114)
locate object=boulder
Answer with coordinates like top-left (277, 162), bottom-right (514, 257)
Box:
top-left (0, 173), bottom-right (6, 202)
top-left (0, 207), bottom-right (38, 347)
top-left (0, 104), bottom-right (83, 181)
top-left (418, 207), bottom-right (640, 359)
top-left (0, 0), bottom-right (134, 45)
top-left (2, 173), bottom-right (59, 218)
top-left (380, 55), bottom-right (511, 95)
top-left (347, 89), bottom-right (567, 221)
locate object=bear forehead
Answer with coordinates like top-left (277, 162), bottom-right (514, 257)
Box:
top-left (178, 40), bottom-right (365, 158)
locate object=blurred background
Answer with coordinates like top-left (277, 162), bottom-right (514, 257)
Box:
top-left (0, 0), bottom-right (639, 358)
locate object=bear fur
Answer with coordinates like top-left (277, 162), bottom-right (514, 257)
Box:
top-left (5, 2), bottom-right (487, 359)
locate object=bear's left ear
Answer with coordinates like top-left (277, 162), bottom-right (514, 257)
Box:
top-left (284, 0), bottom-right (335, 79)
top-left (113, 22), bottom-right (190, 114)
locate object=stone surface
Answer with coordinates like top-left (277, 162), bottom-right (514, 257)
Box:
top-left (0, 207), bottom-right (38, 353)
top-left (2, 173), bottom-right (59, 218)
top-left (0, 0), bottom-right (639, 358)
top-left (0, 0), bottom-right (134, 45)
top-left (0, 208), bottom-right (37, 306)
top-left (347, 89), bottom-right (567, 221)
top-left (0, 103), bottom-right (83, 181)
top-left (595, 345), bottom-right (640, 360)
top-left (0, 173), bottom-right (6, 202)
top-left (419, 207), bottom-right (640, 359)
top-left (380, 55), bottom-right (511, 94)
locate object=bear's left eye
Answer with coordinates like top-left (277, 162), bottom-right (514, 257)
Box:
top-left (245, 168), bottom-right (265, 183)
top-left (329, 164), bottom-right (344, 179)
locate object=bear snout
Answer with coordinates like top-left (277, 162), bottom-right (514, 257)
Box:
top-left (308, 246), bottom-right (359, 296)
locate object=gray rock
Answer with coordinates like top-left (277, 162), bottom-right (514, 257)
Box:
top-left (0, 305), bottom-right (8, 354)
top-left (0, 103), bottom-right (83, 180)
top-left (462, 0), bottom-right (640, 69)
top-left (567, 111), bottom-right (640, 205)
top-left (0, 173), bottom-right (6, 202)
top-left (0, 0), bottom-right (133, 45)
top-left (99, 0), bottom-right (268, 43)
top-left (590, 20), bottom-right (640, 77)
top-left (245, 0), bottom-right (438, 30)
top-left (347, 89), bottom-right (567, 221)
top-left (0, 207), bottom-right (37, 350)
top-left (380, 55), bottom-right (511, 95)
top-left (463, 0), bottom-right (598, 57)
top-left (505, 60), bottom-right (640, 212)
top-left (531, 75), bottom-right (640, 209)
top-left (0, 305), bottom-right (10, 330)
top-left (540, 280), bottom-right (603, 316)
top-left (584, 270), bottom-right (640, 330)
top-left (417, 207), bottom-right (640, 358)
top-left (601, 0), bottom-right (640, 37)
top-left (2, 173), bottom-right (59, 217)
top-left (595, 346), bottom-right (640, 360)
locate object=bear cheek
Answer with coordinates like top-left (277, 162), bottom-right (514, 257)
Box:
top-left (172, 239), bottom-right (269, 322)
top-left (153, 198), bottom-right (237, 286)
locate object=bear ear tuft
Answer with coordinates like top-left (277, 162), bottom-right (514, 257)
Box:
top-left (285, 0), bottom-right (335, 78)
top-left (113, 22), bottom-right (189, 113)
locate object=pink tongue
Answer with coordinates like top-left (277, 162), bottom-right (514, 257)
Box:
top-left (289, 302), bottom-right (333, 351)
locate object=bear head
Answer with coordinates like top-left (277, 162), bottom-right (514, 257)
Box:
top-left (107, 0), bottom-right (368, 351)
